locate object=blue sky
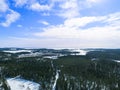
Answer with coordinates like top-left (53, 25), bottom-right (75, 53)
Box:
top-left (0, 0), bottom-right (120, 48)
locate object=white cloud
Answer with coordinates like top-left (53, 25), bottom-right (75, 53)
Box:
top-left (0, 0), bottom-right (21, 27)
top-left (38, 20), bottom-right (49, 25)
top-left (55, 0), bottom-right (105, 18)
top-left (14, 0), bottom-right (28, 6)
top-left (58, 9), bottom-right (80, 19)
top-left (17, 24), bottom-right (22, 27)
top-left (32, 12), bottom-right (120, 48)
top-left (87, 0), bottom-right (103, 4)
top-left (1, 10), bottom-right (20, 27)
top-left (0, 0), bottom-right (8, 12)
top-left (30, 2), bottom-right (51, 11)
top-left (35, 26), bottom-right (117, 39)
top-left (58, 0), bottom-right (80, 18)
top-left (105, 12), bottom-right (120, 23)
top-left (13, 0), bottom-right (52, 11)
top-left (12, 0), bottom-right (105, 18)
top-left (2, 11), bottom-right (120, 48)
top-left (85, 0), bottom-right (104, 7)
top-left (64, 16), bottom-right (106, 28)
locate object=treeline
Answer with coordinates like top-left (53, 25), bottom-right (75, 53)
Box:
top-left (54, 55), bottom-right (120, 90)
top-left (0, 57), bottom-right (56, 89)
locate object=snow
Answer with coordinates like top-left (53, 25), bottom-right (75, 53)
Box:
top-left (18, 52), bottom-right (43, 58)
top-left (70, 49), bottom-right (89, 55)
top-left (52, 70), bottom-right (60, 90)
top-left (3, 50), bottom-right (32, 53)
top-left (6, 77), bottom-right (40, 90)
top-left (43, 56), bottom-right (58, 59)
top-left (113, 60), bottom-right (120, 63)
top-left (91, 58), bottom-right (99, 61)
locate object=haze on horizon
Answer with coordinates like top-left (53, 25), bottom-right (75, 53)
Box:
top-left (0, 0), bottom-right (120, 48)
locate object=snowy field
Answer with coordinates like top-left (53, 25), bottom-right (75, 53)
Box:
top-left (7, 77), bottom-right (40, 90)
top-left (3, 50), bottom-right (32, 53)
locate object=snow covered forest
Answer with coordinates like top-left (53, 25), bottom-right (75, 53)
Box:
top-left (0, 48), bottom-right (120, 90)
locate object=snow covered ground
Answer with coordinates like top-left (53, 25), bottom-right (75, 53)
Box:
top-left (3, 50), bottom-right (32, 53)
top-left (52, 70), bottom-right (60, 90)
top-left (43, 56), bottom-right (58, 59)
top-left (70, 49), bottom-right (89, 55)
top-left (6, 77), bottom-right (40, 90)
top-left (113, 60), bottom-right (120, 63)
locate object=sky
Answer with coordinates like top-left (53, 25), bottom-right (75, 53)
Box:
top-left (0, 0), bottom-right (120, 48)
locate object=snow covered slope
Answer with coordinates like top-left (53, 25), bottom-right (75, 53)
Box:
top-left (3, 50), bottom-right (31, 53)
top-left (7, 77), bottom-right (40, 90)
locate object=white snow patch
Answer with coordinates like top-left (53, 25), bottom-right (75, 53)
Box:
top-left (52, 70), bottom-right (60, 90)
top-left (113, 60), bottom-right (120, 63)
top-left (6, 77), bottom-right (40, 90)
top-left (43, 56), bottom-right (58, 59)
top-left (18, 52), bottom-right (42, 58)
top-left (3, 50), bottom-right (32, 53)
top-left (70, 49), bottom-right (89, 55)
top-left (91, 58), bottom-right (99, 61)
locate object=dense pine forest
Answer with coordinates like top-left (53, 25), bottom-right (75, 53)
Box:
top-left (0, 48), bottom-right (120, 90)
